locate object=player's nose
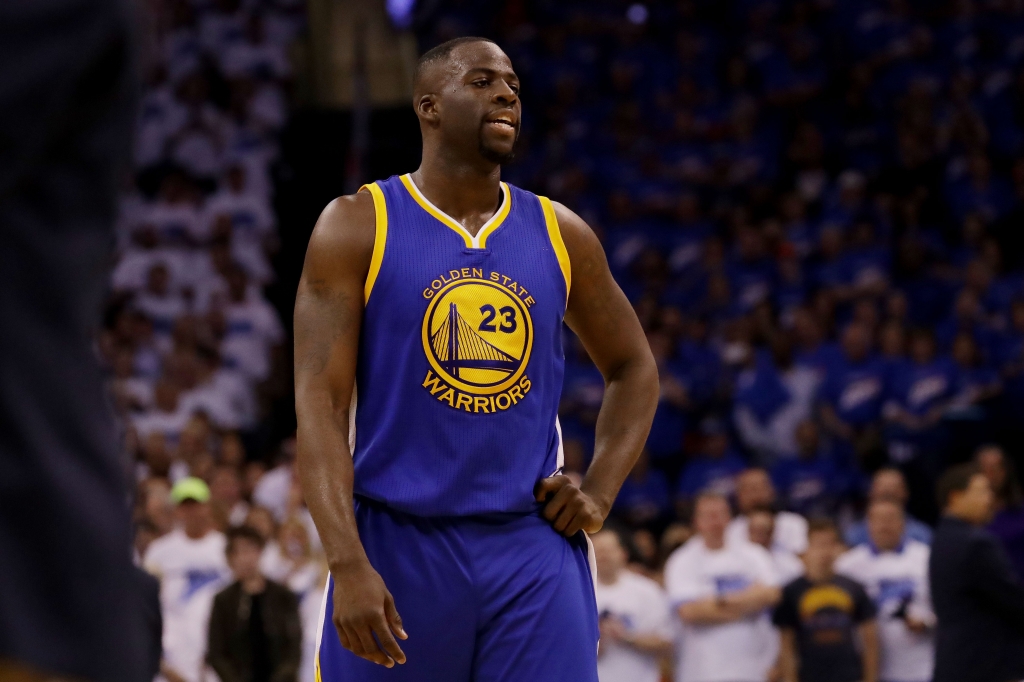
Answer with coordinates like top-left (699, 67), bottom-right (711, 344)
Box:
top-left (491, 79), bottom-right (517, 105)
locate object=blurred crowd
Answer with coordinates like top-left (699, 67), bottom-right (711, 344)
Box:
top-left (415, 1), bottom-right (1024, 681)
top-left (420, 0), bottom-right (1024, 527)
top-left (105, 0), bottom-right (1024, 681)
top-left (96, 0), bottom-right (318, 680)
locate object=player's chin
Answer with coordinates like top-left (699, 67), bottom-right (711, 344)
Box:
top-left (478, 131), bottom-right (518, 165)
top-left (479, 140), bottom-right (516, 166)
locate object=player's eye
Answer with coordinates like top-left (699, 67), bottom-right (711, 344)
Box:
top-left (509, 84), bottom-right (520, 94)
top-left (473, 79), bottom-right (489, 87)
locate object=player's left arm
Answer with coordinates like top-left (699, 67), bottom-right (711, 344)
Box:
top-left (534, 202), bottom-right (658, 537)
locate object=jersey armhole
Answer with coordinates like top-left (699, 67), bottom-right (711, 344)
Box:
top-left (538, 195), bottom-right (571, 304)
top-left (360, 182), bottom-right (389, 304)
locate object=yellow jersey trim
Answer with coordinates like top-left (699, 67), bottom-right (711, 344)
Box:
top-left (539, 196), bottom-right (571, 303)
top-left (399, 173), bottom-right (512, 249)
top-left (361, 182), bottom-right (389, 304)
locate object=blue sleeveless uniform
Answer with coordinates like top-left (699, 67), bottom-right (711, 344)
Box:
top-left (351, 173), bottom-right (569, 517)
top-left (316, 174), bottom-right (599, 682)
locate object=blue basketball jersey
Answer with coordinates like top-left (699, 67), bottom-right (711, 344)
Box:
top-left (351, 174), bottom-right (571, 516)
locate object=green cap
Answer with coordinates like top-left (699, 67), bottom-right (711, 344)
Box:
top-left (170, 477), bottom-right (211, 505)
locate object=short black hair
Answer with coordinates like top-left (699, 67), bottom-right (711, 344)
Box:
top-left (937, 463), bottom-right (981, 509)
top-left (226, 525), bottom-right (265, 554)
top-left (415, 36), bottom-right (497, 83)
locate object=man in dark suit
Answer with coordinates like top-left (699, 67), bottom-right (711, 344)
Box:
top-left (930, 463), bottom-right (1024, 682)
top-left (0, 0), bottom-right (143, 680)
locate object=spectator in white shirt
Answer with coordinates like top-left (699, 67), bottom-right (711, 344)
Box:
top-left (219, 265), bottom-right (284, 381)
top-left (203, 164), bottom-right (275, 247)
top-left (748, 508), bottom-right (805, 584)
top-left (179, 346), bottom-right (256, 430)
top-left (132, 378), bottom-right (192, 444)
top-left (728, 468), bottom-right (809, 555)
top-left (144, 477), bottom-right (230, 682)
top-left (209, 463), bottom-right (250, 529)
top-left (253, 441), bottom-right (295, 521)
top-left (835, 500), bottom-right (935, 682)
top-left (146, 172), bottom-right (203, 247)
top-left (592, 528), bottom-right (673, 682)
top-left (135, 262), bottom-right (186, 342)
top-left (219, 13), bottom-right (290, 80)
top-left (665, 492), bottom-right (782, 682)
top-left (845, 469), bottom-right (933, 547)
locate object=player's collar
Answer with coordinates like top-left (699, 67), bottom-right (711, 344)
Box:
top-left (400, 173), bottom-right (512, 250)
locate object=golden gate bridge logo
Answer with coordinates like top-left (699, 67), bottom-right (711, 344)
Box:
top-left (421, 278), bottom-right (533, 396)
top-left (429, 302), bottom-right (520, 380)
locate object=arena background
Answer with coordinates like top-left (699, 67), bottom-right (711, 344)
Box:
top-left (110, 0), bottom-right (1024, 680)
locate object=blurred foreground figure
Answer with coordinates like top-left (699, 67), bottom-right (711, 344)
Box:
top-left (930, 464), bottom-right (1024, 682)
top-left (0, 0), bottom-right (143, 679)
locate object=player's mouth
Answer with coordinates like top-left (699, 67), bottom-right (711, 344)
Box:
top-left (485, 112), bottom-right (518, 134)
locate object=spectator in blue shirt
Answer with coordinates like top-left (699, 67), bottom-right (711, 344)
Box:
top-left (949, 331), bottom-right (1001, 415)
top-left (676, 417), bottom-right (747, 507)
top-left (614, 448), bottom-right (672, 529)
top-left (818, 321), bottom-right (888, 457)
top-left (997, 299), bottom-right (1024, 400)
top-left (845, 468), bottom-right (933, 547)
top-left (883, 328), bottom-right (957, 464)
top-left (773, 420), bottom-right (852, 519)
top-left (840, 220), bottom-right (892, 302)
top-left (646, 331), bottom-right (689, 462)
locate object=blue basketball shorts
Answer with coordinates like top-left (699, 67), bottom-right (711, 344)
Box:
top-left (314, 497), bottom-right (599, 682)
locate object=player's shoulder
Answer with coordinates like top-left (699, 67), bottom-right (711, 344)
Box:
top-left (543, 199), bottom-right (601, 255)
top-left (308, 191), bottom-right (377, 255)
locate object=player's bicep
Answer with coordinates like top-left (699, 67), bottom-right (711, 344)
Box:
top-left (293, 195), bottom-right (375, 412)
top-left (555, 203), bottom-right (651, 379)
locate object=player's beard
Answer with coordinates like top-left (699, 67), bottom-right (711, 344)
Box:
top-left (478, 123), bottom-right (520, 165)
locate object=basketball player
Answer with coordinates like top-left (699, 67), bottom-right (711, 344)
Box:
top-left (294, 37), bottom-right (659, 681)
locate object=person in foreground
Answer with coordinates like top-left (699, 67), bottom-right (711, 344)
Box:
top-left (774, 520), bottom-right (879, 682)
top-left (207, 526), bottom-right (302, 682)
top-left (835, 500), bottom-right (934, 682)
top-left (930, 463), bottom-right (1024, 682)
top-left (293, 37), bottom-right (658, 682)
top-left (664, 492), bottom-right (782, 682)
top-left (592, 528), bottom-right (673, 682)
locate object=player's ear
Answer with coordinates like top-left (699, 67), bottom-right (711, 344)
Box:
top-left (417, 94), bottom-right (440, 126)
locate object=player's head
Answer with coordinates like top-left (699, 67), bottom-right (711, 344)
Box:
top-left (226, 525), bottom-right (266, 582)
top-left (866, 499), bottom-right (905, 552)
top-left (413, 37), bottom-right (521, 166)
top-left (693, 492), bottom-right (732, 547)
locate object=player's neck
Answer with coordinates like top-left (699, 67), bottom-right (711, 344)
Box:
top-left (412, 153), bottom-right (502, 234)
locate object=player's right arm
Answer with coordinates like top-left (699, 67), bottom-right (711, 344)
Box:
top-left (294, 191), bottom-right (407, 668)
